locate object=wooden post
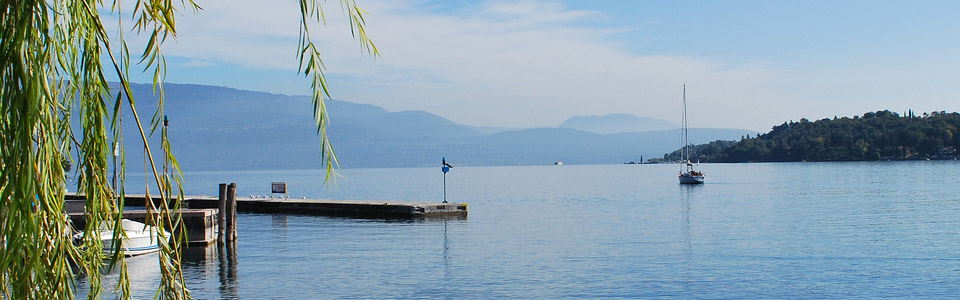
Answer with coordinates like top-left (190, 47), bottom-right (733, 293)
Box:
top-left (217, 183), bottom-right (227, 244)
top-left (225, 183), bottom-right (238, 243)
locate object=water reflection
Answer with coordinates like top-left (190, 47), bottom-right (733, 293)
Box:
top-left (678, 184), bottom-right (701, 295)
top-left (442, 218), bottom-right (451, 282)
top-left (272, 214), bottom-right (288, 227)
top-left (73, 252), bottom-right (163, 298)
top-left (272, 214), bottom-right (288, 240)
top-left (679, 185), bottom-right (701, 258)
top-left (121, 253), bottom-right (161, 292)
top-left (421, 214), bottom-right (468, 223)
top-left (179, 242), bottom-right (239, 299)
top-left (218, 242), bottom-right (239, 299)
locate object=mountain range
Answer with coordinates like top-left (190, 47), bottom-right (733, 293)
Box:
top-left (110, 83), bottom-right (756, 170)
top-left (559, 113), bottom-right (678, 133)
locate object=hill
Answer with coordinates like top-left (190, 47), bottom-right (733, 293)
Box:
top-left (671, 110), bottom-right (960, 162)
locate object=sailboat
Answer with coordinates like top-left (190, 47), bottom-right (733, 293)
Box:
top-left (678, 84), bottom-right (705, 184)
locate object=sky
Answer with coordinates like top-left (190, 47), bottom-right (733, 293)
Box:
top-left (122, 0), bottom-right (960, 132)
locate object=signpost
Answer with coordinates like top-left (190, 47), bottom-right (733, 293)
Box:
top-left (442, 158), bottom-right (452, 203)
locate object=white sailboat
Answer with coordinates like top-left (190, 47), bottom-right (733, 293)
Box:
top-left (678, 84), bottom-right (705, 184)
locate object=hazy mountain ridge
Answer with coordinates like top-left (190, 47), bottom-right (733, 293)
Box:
top-left (559, 113), bottom-right (679, 134)
top-left (116, 83), bottom-right (755, 170)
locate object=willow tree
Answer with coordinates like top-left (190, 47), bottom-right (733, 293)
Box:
top-left (0, 0), bottom-right (376, 298)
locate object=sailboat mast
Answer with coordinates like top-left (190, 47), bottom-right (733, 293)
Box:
top-left (680, 84), bottom-right (687, 172)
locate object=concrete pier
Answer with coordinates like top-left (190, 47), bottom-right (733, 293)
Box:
top-left (67, 193), bottom-right (467, 218)
top-left (186, 196), bottom-right (468, 218)
top-left (65, 193), bottom-right (468, 244)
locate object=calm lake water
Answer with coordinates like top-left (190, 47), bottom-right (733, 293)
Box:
top-left (87, 161), bottom-right (960, 299)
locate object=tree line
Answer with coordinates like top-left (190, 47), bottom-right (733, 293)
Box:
top-left (664, 110), bottom-right (960, 162)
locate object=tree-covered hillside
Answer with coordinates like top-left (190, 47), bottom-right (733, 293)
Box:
top-left (667, 110), bottom-right (960, 162)
top-left (663, 140), bottom-right (737, 162)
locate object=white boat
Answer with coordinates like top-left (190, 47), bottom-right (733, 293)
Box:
top-left (678, 84), bottom-right (705, 184)
top-left (679, 162), bottom-right (704, 184)
top-left (75, 219), bottom-right (170, 256)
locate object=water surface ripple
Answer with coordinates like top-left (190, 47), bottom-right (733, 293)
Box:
top-left (90, 161), bottom-right (960, 298)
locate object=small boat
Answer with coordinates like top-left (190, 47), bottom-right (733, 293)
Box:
top-left (554, 161), bottom-right (563, 166)
top-left (679, 162), bottom-right (705, 184)
top-left (678, 84), bottom-right (705, 184)
top-left (74, 219), bottom-right (170, 256)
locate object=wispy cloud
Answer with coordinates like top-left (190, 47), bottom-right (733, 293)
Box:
top-left (165, 0), bottom-right (301, 70)
top-left (180, 59), bottom-right (216, 67)
top-left (158, 0), bottom-right (787, 130)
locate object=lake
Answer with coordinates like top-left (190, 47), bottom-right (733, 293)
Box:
top-left (84, 161), bottom-right (960, 298)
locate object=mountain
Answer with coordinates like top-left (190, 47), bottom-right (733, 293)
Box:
top-left (109, 83), bottom-right (755, 170)
top-left (559, 114), bottom-right (679, 134)
top-left (470, 126), bottom-right (523, 135)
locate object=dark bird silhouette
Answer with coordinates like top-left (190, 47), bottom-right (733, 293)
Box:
top-left (442, 158), bottom-right (453, 168)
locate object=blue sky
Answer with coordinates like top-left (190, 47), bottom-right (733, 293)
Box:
top-left (126, 0), bottom-right (960, 131)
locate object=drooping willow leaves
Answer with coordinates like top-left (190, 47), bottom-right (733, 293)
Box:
top-left (1, 0), bottom-right (376, 299)
top-left (299, 0), bottom-right (380, 183)
top-left (1, 0), bottom-right (198, 298)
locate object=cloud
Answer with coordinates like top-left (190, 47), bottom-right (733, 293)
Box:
top-left (165, 0), bottom-right (302, 70)
top-left (180, 59), bottom-right (216, 67)
top-left (157, 0), bottom-right (784, 130)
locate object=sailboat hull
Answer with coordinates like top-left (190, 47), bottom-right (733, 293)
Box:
top-left (74, 219), bottom-right (170, 256)
top-left (679, 173), bottom-right (705, 184)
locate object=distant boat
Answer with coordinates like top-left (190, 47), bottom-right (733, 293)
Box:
top-left (678, 84), bottom-right (705, 184)
top-left (554, 161), bottom-right (563, 166)
top-left (74, 219), bottom-right (170, 256)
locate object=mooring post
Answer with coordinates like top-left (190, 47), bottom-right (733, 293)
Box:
top-left (218, 183), bottom-right (227, 244)
top-left (226, 183), bottom-right (238, 242)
